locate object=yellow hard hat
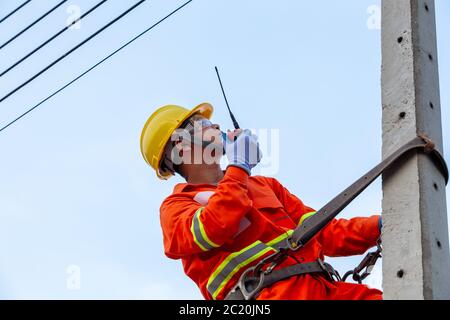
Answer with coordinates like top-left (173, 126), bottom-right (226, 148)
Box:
top-left (140, 103), bottom-right (214, 180)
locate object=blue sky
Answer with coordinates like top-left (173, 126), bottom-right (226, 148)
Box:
top-left (0, 0), bottom-right (449, 299)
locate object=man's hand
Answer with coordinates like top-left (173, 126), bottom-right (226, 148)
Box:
top-left (225, 129), bottom-right (262, 175)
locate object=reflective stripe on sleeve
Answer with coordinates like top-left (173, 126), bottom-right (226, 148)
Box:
top-left (190, 207), bottom-right (220, 251)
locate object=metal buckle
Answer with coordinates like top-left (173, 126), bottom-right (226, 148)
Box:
top-left (234, 266), bottom-right (266, 300)
top-left (254, 248), bottom-right (288, 276)
top-left (226, 249), bottom-right (289, 300)
top-left (317, 259), bottom-right (341, 282)
top-left (317, 258), bottom-right (331, 279)
top-left (356, 251), bottom-right (381, 282)
top-left (287, 237), bottom-right (303, 251)
top-left (342, 241), bottom-right (382, 283)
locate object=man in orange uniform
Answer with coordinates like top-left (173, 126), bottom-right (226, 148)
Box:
top-left (140, 103), bottom-right (382, 300)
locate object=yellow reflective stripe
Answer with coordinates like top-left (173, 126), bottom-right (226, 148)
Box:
top-left (198, 209), bottom-right (220, 248)
top-left (207, 241), bottom-right (260, 289)
top-left (299, 211), bottom-right (317, 226)
top-left (207, 230), bottom-right (295, 299)
top-left (209, 242), bottom-right (274, 299)
top-left (190, 213), bottom-right (208, 252)
top-left (190, 208), bottom-right (220, 251)
top-left (266, 229), bottom-right (293, 247)
top-left (212, 247), bottom-right (273, 300)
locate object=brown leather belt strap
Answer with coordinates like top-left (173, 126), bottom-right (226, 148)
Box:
top-left (225, 260), bottom-right (337, 300)
top-left (289, 133), bottom-right (448, 249)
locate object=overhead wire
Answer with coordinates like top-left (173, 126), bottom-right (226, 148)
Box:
top-left (0, 0), bottom-right (109, 78)
top-left (0, 0), bottom-right (32, 25)
top-left (0, 0), bottom-right (69, 51)
top-left (0, 0), bottom-right (193, 133)
top-left (0, 0), bottom-right (146, 103)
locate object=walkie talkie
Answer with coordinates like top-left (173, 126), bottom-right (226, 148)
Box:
top-left (215, 66), bottom-right (240, 130)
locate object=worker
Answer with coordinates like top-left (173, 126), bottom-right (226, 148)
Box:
top-left (140, 103), bottom-right (383, 300)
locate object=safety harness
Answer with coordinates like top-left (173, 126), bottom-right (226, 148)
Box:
top-left (225, 134), bottom-right (449, 300)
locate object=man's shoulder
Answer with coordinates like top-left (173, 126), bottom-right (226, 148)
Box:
top-left (160, 184), bottom-right (214, 212)
top-left (160, 188), bottom-right (193, 212)
top-left (249, 175), bottom-right (278, 186)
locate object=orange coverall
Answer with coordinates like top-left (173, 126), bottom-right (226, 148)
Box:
top-left (160, 166), bottom-right (382, 300)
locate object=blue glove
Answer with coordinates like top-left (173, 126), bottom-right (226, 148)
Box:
top-left (378, 216), bottom-right (382, 232)
top-left (225, 129), bottom-right (262, 175)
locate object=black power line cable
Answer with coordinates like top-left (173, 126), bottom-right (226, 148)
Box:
top-left (0, 0), bottom-right (32, 25)
top-left (0, 0), bottom-right (146, 104)
top-left (0, 0), bottom-right (193, 133)
top-left (0, 0), bottom-right (108, 78)
top-left (0, 0), bottom-right (69, 51)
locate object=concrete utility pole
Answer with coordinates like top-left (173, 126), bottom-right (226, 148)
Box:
top-left (381, 0), bottom-right (450, 299)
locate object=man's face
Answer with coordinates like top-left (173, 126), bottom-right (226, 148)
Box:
top-left (187, 114), bottom-right (222, 147)
top-left (170, 114), bottom-right (224, 166)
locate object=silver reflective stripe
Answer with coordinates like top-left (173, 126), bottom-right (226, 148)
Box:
top-left (207, 241), bottom-right (273, 299)
top-left (268, 230), bottom-right (293, 250)
top-left (206, 230), bottom-right (294, 299)
top-left (191, 208), bottom-right (218, 251)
